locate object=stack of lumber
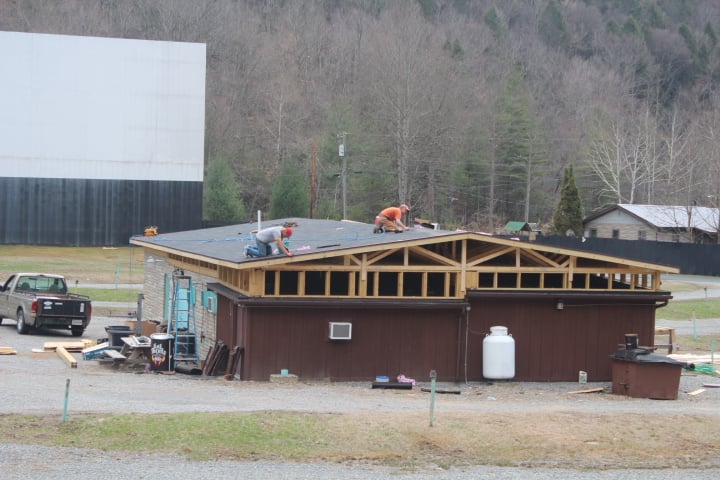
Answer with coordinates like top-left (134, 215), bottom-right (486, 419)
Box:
top-left (202, 340), bottom-right (228, 376)
top-left (0, 346), bottom-right (17, 355)
top-left (41, 340), bottom-right (94, 368)
top-left (202, 341), bottom-right (244, 379)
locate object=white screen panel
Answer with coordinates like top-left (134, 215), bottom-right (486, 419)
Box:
top-left (0, 31), bottom-right (205, 181)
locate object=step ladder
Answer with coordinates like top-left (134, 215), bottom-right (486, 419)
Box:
top-left (168, 274), bottom-right (199, 366)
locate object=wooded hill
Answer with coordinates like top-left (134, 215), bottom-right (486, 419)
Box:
top-left (3, 0), bottom-right (720, 232)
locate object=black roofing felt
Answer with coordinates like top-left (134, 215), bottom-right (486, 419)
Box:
top-left (130, 218), bottom-right (454, 264)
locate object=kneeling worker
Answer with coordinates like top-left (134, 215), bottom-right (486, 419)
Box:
top-left (246, 226), bottom-right (294, 257)
top-left (374, 204), bottom-right (411, 233)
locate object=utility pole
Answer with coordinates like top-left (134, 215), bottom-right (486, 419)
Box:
top-left (338, 132), bottom-right (347, 219)
top-left (310, 140), bottom-right (317, 219)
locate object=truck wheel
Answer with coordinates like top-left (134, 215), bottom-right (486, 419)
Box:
top-left (71, 327), bottom-right (84, 337)
top-left (16, 310), bottom-right (30, 335)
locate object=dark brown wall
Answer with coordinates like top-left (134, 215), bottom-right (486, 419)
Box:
top-left (235, 306), bottom-right (465, 382)
top-left (214, 293), bottom-right (664, 382)
top-left (464, 294), bottom-right (660, 382)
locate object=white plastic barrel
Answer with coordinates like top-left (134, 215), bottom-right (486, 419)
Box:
top-left (482, 326), bottom-right (515, 379)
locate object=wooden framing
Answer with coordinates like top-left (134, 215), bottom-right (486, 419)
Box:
top-left (136, 231), bottom-right (678, 301)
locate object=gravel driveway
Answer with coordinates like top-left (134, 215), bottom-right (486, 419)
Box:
top-left (2, 312), bottom-right (719, 480)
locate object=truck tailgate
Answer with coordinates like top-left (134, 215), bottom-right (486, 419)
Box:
top-left (38, 298), bottom-right (90, 316)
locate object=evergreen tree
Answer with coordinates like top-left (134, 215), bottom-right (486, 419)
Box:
top-left (495, 67), bottom-right (547, 223)
top-left (553, 165), bottom-right (584, 237)
top-left (539, 0), bottom-right (570, 51)
top-left (704, 21), bottom-right (718, 47)
top-left (203, 157), bottom-right (245, 222)
top-left (484, 7), bottom-right (506, 40)
top-left (269, 159), bottom-right (310, 218)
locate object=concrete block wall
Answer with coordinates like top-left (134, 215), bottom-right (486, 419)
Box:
top-left (142, 252), bottom-right (217, 361)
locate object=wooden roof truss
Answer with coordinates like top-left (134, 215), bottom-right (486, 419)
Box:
top-left (162, 235), bottom-right (675, 300)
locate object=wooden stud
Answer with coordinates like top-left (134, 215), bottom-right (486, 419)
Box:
top-left (55, 346), bottom-right (77, 368)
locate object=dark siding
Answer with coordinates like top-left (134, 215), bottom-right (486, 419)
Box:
top-left (465, 295), bottom-right (659, 382)
top-left (215, 294), bottom-right (236, 346)
top-left (213, 294), bottom-right (663, 382)
top-left (235, 306), bottom-right (464, 382)
top-left (528, 235), bottom-right (720, 276)
top-left (0, 177), bottom-right (202, 246)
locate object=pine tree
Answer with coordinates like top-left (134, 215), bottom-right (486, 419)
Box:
top-left (270, 160), bottom-right (310, 218)
top-left (539, 0), bottom-right (570, 51)
top-left (203, 157), bottom-right (245, 222)
top-left (553, 165), bottom-right (584, 237)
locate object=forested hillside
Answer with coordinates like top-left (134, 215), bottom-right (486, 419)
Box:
top-left (2, 0), bottom-right (720, 232)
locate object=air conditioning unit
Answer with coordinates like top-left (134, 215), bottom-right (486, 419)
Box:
top-left (206, 296), bottom-right (215, 313)
top-left (328, 322), bottom-right (352, 340)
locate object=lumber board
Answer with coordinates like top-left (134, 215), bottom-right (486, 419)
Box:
top-left (0, 346), bottom-right (17, 355)
top-left (420, 387), bottom-right (461, 394)
top-left (702, 383), bottom-right (720, 388)
top-left (43, 340), bottom-right (92, 352)
top-left (568, 387), bottom-right (604, 394)
top-left (56, 346), bottom-right (77, 368)
top-left (688, 388), bottom-right (706, 396)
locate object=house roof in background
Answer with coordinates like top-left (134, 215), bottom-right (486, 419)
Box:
top-left (502, 221), bottom-right (532, 232)
top-left (584, 204), bottom-right (719, 233)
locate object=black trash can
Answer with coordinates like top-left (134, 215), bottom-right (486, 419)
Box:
top-left (105, 325), bottom-right (132, 350)
top-left (150, 333), bottom-right (174, 373)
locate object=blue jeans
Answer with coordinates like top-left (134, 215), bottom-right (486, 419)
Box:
top-left (247, 239), bottom-right (273, 257)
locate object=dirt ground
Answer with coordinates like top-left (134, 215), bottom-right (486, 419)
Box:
top-left (1, 313), bottom-right (719, 470)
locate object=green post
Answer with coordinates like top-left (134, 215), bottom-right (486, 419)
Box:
top-left (62, 378), bottom-right (70, 423)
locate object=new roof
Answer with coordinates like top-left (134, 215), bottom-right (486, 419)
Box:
top-left (130, 218), bottom-right (461, 264)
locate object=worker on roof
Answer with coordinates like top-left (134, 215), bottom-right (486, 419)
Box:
top-left (373, 204), bottom-right (411, 233)
top-left (246, 226), bottom-right (294, 258)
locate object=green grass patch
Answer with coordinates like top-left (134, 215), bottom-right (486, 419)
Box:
top-left (2, 410), bottom-right (720, 469)
top-left (657, 298), bottom-right (720, 320)
top-left (674, 334), bottom-right (719, 352)
top-left (71, 288), bottom-right (143, 303)
top-left (1, 412), bottom-right (327, 462)
top-left (0, 246), bottom-right (143, 284)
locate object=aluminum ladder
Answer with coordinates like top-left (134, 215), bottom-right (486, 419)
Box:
top-left (168, 274), bottom-right (199, 366)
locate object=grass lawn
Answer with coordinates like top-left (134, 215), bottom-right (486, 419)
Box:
top-left (0, 245), bottom-right (144, 285)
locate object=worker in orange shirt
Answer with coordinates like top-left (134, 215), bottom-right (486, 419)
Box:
top-left (373, 204), bottom-right (411, 233)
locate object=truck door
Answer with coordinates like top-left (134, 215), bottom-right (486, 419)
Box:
top-left (0, 276), bottom-right (16, 318)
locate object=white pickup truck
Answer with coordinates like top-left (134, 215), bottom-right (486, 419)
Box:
top-left (0, 273), bottom-right (92, 336)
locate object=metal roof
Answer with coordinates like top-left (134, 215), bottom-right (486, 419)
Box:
top-left (502, 221), bottom-right (532, 232)
top-left (619, 204), bottom-right (718, 233)
top-left (586, 204), bottom-right (719, 234)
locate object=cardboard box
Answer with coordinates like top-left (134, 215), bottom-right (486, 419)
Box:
top-left (124, 320), bottom-right (159, 337)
